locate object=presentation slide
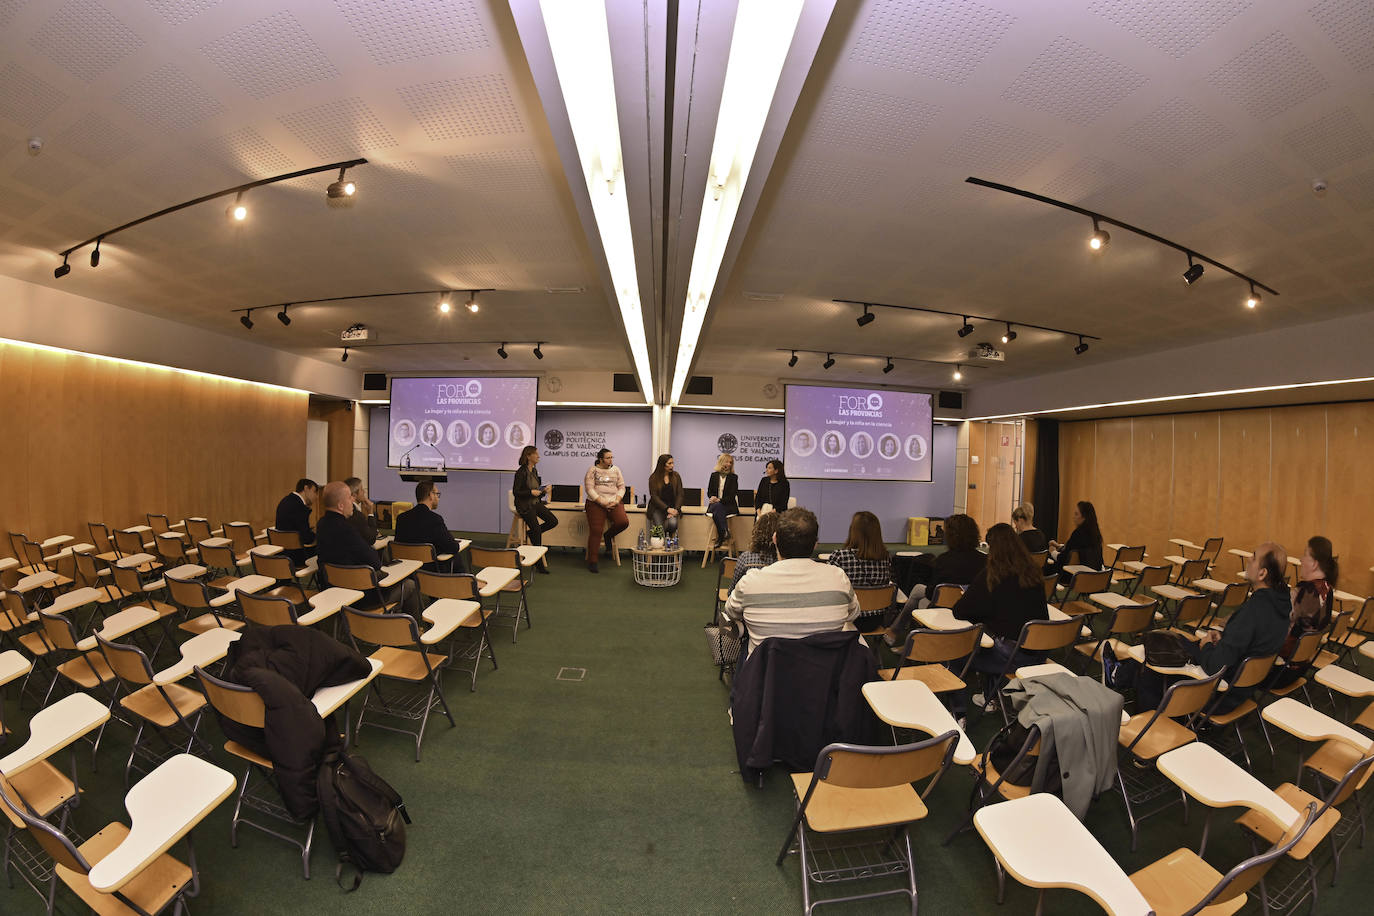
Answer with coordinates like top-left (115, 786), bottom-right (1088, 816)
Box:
top-left (784, 384), bottom-right (933, 481)
top-left (387, 377), bottom-right (537, 471)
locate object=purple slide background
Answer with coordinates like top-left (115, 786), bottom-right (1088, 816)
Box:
top-left (784, 385), bottom-right (933, 481)
top-left (387, 377), bottom-right (537, 470)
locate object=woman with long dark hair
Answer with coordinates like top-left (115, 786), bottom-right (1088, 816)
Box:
top-left (646, 453), bottom-right (684, 536)
top-left (1046, 500), bottom-right (1104, 580)
top-left (512, 445), bottom-right (557, 570)
top-left (730, 510), bottom-right (783, 592)
top-left (755, 459), bottom-right (790, 515)
top-left (1271, 535), bottom-right (1339, 687)
top-left (827, 511), bottom-right (893, 588)
top-left (882, 513), bottom-right (985, 646)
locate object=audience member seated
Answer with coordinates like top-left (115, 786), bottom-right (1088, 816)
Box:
top-left (1108, 542), bottom-right (1291, 712)
top-left (949, 523), bottom-right (1050, 717)
top-left (344, 476), bottom-right (378, 543)
top-left (1270, 535), bottom-right (1337, 689)
top-left (1011, 501), bottom-right (1048, 555)
top-left (316, 481), bottom-right (419, 612)
top-left (395, 480), bottom-right (469, 573)
top-left (274, 477), bottom-right (318, 566)
top-left (883, 513), bottom-right (986, 646)
top-left (646, 453), bottom-right (684, 536)
top-left (729, 511), bottom-right (782, 593)
top-left (827, 511), bottom-right (894, 588)
top-left (723, 507), bottom-right (859, 656)
top-left (1045, 499), bottom-right (1104, 581)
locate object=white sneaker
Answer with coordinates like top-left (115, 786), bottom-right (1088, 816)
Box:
top-left (971, 692), bottom-right (986, 708)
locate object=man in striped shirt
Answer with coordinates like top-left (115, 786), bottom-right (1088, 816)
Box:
top-left (724, 507), bottom-right (860, 656)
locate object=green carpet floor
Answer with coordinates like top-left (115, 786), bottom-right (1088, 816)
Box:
top-left (5, 542), bottom-right (1374, 914)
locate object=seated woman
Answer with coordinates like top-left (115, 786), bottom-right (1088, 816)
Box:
top-left (705, 453), bottom-right (739, 546)
top-left (1269, 535), bottom-right (1337, 689)
top-left (1011, 502), bottom-right (1048, 555)
top-left (827, 511), bottom-right (893, 588)
top-left (645, 453), bottom-right (684, 536)
top-left (949, 523), bottom-right (1050, 716)
top-left (1045, 500), bottom-right (1104, 582)
top-left (729, 511), bottom-right (782, 593)
top-left (883, 513), bottom-right (986, 646)
top-left (754, 460), bottom-right (790, 515)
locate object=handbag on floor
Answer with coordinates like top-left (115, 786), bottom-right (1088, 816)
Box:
top-left (705, 620), bottom-right (742, 669)
top-left (317, 750), bottom-right (411, 891)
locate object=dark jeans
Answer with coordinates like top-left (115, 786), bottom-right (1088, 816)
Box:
top-left (518, 504), bottom-right (559, 546)
top-left (706, 502), bottom-right (733, 538)
top-left (646, 507), bottom-right (680, 534)
top-left (949, 638), bottom-right (1046, 717)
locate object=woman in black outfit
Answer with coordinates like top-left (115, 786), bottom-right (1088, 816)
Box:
top-left (883, 514), bottom-right (986, 645)
top-left (951, 523), bottom-right (1051, 714)
top-left (646, 453), bottom-right (684, 535)
top-left (705, 453), bottom-right (739, 543)
top-left (512, 445), bottom-right (557, 569)
top-left (1011, 503), bottom-right (1048, 554)
top-left (1046, 499), bottom-right (1104, 581)
top-left (755, 459), bottom-right (790, 515)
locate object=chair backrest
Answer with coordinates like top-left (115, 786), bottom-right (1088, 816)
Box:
top-left (325, 563), bottom-right (380, 592)
top-left (0, 592), bottom-right (29, 631)
top-left (855, 585), bottom-right (896, 614)
top-left (1018, 616), bottom-right (1083, 653)
top-left (110, 562), bottom-right (148, 596)
top-left (416, 569), bottom-right (480, 602)
top-left (814, 732), bottom-right (958, 793)
top-left (1285, 630), bottom-right (1323, 666)
top-left (37, 612), bottom-right (77, 651)
top-left (199, 542), bottom-right (237, 572)
top-left (1113, 545), bottom-right (1146, 567)
top-left (1229, 654), bottom-right (1279, 691)
top-left (96, 634), bottom-right (156, 686)
top-left (186, 519), bottom-right (214, 543)
top-left (224, 522), bottom-right (256, 555)
top-left (1328, 750), bottom-right (1374, 803)
top-left (470, 546), bottom-right (518, 570)
top-left (1158, 670), bottom-right (1224, 720)
top-left (1174, 594), bottom-right (1212, 627)
top-left (1180, 803), bottom-right (1319, 916)
top-left (267, 527), bottom-right (303, 550)
top-left (73, 550), bottom-right (102, 585)
top-left (88, 522), bottom-right (114, 554)
top-left (391, 542), bottom-right (437, 564)
top-left (1041, 574), bottom-right (1058, 600)
top-left (1199, 537), bottom-right (1223, 563)
top-left (0, 781), bottom-right (94, 876)
top-left (239, 591), bottom-right (299, 627)
top-left (899, 625), bottom-right (984, 665)
top-left (1136, 564), bottom-right (1170, 591)
top-left (165, 573), bottom-right (211, 611)
top-left (21, 539), bottom-right (47, 570)
top-left (1217, 581), bottom-right (1249, 609)
top-left (251, 552), bottom-right (295, 581)
top-left (932, 583), bottom-right (964, 609)
top-left (1029, 550), bottom-right (1049, 568)
top-left (157, 534), bottom-right (189, 562)
top-left (148, 514), bottom-right (170, 536)
top-left (720, 556), bottom-right (737, 583)
top-left (7, 531), bottom-right (26, 560)
top-left (114, 528), bottom-right (145, 557)
top-left (1177, 558), bottom-right (1208, 584)
top-left (344, 607), bottom-right (420, 649)
top-left (1066, 569), bottom-right (1112, 598)
top-left (195, 665), bottom-right (266, 728)
top-left (1108, 600), bottom-right (1156, 636)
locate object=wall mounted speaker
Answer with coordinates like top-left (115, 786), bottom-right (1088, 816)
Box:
top-left (362, 373), bottom-right (387, 391)
top-left (937, 390), bottom-right (963, 410)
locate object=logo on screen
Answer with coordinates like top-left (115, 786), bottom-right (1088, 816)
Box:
top-left (867, 393), bottom-right (883, 410)
top-left (544, 429), bottom-right (564, 451)
top-left (716, 433), bottom-right (738, 454)
top-left (465, 380), bottom-right (482, 398)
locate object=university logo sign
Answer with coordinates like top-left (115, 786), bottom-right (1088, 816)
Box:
top-left (717, 432), bottom-right (738, 454)
top-left (544, 429), bottom-right (564, 451)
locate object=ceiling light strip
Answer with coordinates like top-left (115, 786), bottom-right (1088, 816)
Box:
top-left (0, 336), bottom-right (311, 395)
top-left (537, 0), bottom-right (654, 403)
top-left (965, 376), bottom-right (1374, 422)
top-left (671, 0), bottom-right (806, 404)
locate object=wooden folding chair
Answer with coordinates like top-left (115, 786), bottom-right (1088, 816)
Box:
top-left (853, 584), bottom-right (896, 642)
top-left (249, 552), bottom-right (316, 605)
top-left (1059, 569), bottom-right (1112, 617)
top-left (468, 546), bottom-right (531, 643)
top-left (714, 556), bottom-right (738, 619)
top-left (878, 624), bottom-right (983, 693)
top-left (98, 635), bottom-right (209, 786)
top-left (990, 617), bottom-right (1083, 723)
top-left (86, 522), bottom-right (119, 562)
top-left (1079, 600), bottom-right (1156, 675)
top-left (165, 573), bottom-right (246, 638)
top-left (415, 569), bottom-right (499, 692)
top-left (344, 607), bottom-right (454, 761)
top-left (1199, 653), bottom-right (1278, 770)
top-left (930, 583), bottom-right (964, 609)
top-left (776, 733), bottom-right (958, 915)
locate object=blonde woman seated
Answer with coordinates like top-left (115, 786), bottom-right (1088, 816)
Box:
top-left (705, 453), bottom-right (740, 545)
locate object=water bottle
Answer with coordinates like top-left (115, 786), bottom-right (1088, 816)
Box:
top-left (637, 529), bottom-right (646, 550)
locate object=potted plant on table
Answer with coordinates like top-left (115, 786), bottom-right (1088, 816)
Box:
top-left (649, 525), bottom-right (665, 549)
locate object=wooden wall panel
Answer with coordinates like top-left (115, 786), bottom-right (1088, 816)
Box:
top-left (1058, 422), bottom-right (1095, 541)
top-left (1129, 416), bottom-right (1173, 561)
top-left (1091, 418), bottom-right (1133, 547)
top-left (966, 421), bottom-right (987, 524)
top-left (1325, 402), bottom-right (1374, 598)
top-left (1217, 409), bottom-right (1271, 555)
top-left (0, 341), bottom-right (307, 553)
top-left (1170, 412), bottom-right (1220, 546)
top-left (1021, 418), bottom-right (1038, 507)
top-left (1268, 405), bottom-right (1326, 561)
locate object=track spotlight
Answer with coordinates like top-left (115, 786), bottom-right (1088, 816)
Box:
top-left (1088, 218), bottom-right (1110, 252)
top-left (533, 342), bottom-right (544, 360)
top-left (883, 357), bottom-right (894, 374)
top-left (54, 255), bottom-right (70, 279)
top-left (227, 191), bottom-right (247, 222)
top-left (1245, 283), bottom-right (1262, 309)
top-left (341, 347), bottom-right (349, 363)
top-left (277, 305), bottom-right (291, 327)
top-left (239, 310), bottom-right (254, 330)
top-left (326, 168), bottom-right (357, 208)
top-left (466, 291), bottom-right (479, 313)
top-left (1074, 336), bottom-right (1089, 355)
top-left (1182, 254), bottom-right (1204, 286)
top-left (1002, 323), bottom-right (1017, 344)
top-left (856, 305), bottom-right (875, 327)
top-left (957, 317), bottom-right (974, 338)
top-left (438, 294), bottom-right (451, 314)
top-left (497, 342), bottom-right (508, 360)
top-left (788, 350), bottom-right (798, 368)
top-left (90, 238), bottom-right (102, 268)
top-left (823, 353), bottom-right (835, 370)
top-left (953, 364), bottom-right (963, 381)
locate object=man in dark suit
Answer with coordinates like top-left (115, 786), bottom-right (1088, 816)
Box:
top-left (315, 481), bottom-right (417, 612)
top-left (395, 480), bottom-right (468, 572)
top-left (274, 478), bottom-right (318, 566)
top-left (344, 476), bottom-right (378, 544)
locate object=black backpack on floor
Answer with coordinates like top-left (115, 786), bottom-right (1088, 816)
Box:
top-left (317, 750), bottom-right (411, 890)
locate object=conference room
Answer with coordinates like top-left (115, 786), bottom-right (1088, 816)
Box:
top-left (3, 0), bottom-right (1374, 913)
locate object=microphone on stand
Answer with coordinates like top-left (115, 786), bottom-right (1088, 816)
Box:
top-left (399, 443), bottom-right (423, 468)
top-left (427, 444), bottom-right (448, 469)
